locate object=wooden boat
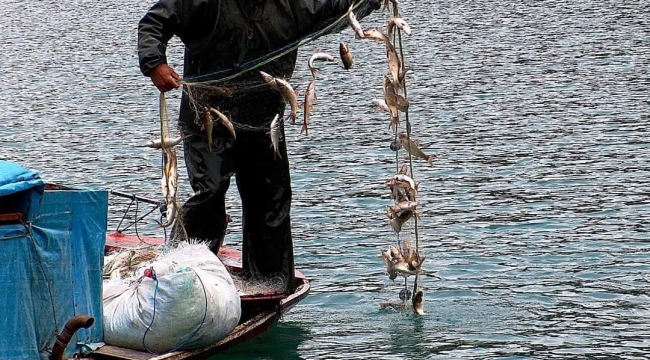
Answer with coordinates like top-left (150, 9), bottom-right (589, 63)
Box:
top-left (90, 232), bottom-right (310, 360)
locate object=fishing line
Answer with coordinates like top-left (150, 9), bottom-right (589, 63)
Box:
top-left (117, 203), bottom-right (158, 235)
top-left (114, 198), bottom-right (132, 232)
top-left (389, 2), bottom-right (422, 298)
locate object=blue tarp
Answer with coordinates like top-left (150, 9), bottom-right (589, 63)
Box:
top-left (0, 161), bottom-right (107, 359)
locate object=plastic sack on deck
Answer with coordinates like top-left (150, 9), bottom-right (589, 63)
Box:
top-left (103, 243), bottom-right (241, 353)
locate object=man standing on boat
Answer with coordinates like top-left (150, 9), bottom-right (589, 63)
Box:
top-left (138, 0), bottom-right (380, 293)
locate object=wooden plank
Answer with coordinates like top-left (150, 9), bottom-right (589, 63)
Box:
top-left (92, 346), bottom-right (154, 360)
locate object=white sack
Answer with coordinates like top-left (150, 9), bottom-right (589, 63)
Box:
top-left (102, 243), bottom-right (241, 353)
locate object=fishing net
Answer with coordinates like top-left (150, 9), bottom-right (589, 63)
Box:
top-left (149, 1), bottom-right (374, 245)
top-left (171, 1), bottom-right (369, 135)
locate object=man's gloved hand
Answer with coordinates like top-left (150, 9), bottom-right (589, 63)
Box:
top-left (149, 63), bottom-right (181, 93)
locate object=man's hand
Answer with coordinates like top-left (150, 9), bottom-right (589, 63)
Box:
top-left (149, 63), bottom-right (181, 92)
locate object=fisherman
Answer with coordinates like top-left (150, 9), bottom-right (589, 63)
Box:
top-left (138, 0), bottom-right (380, 293)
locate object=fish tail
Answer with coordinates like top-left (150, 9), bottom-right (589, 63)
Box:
top-left (426, 155), bottom-right (436, 165)
top-left (389, 115), bottom-right (399, 131)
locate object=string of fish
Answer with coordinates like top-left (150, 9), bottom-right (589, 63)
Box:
top-left (364, 1), bottom-right (429, 315)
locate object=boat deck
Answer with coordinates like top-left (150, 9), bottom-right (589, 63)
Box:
top-left (90, 233), bottom-right (310, 360)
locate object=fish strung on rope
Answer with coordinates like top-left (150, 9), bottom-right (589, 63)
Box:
top-left (385, 173), bottom-right (418, 201)
top-left (209, 107), bottom-right (236, 139)
top-left (398, 66), bottom-right (411, 86)
top-left (378, 289), bottom-right (424, 314)
top-left (387, 207), bottom-right (414, 233)
top-left (157, 92), bottom-right (180, 228)
top-left (398, 133), bottom-right (436, 165)
top-left (339, 42), bottom-right (354, 70)
top-left (382, 79), bottom-right (410, 119)
top-left (361, 28), bottom-right (408, 88)
top-left (392, 200), bottom-right (419, 213)
top-left (143, 134), bottom-right (190, 149)
top-left (386, 43), bottom-right (404, 89)
top-left (269, 114), bottom-right (283, 159)
top-left (389, 245), bottom-right (404, 262)
top-left (401, 239), bottom-right (425, 271)
top-left (259, 71), bottom-right (279, 90)
top-left (202, 106), bottom-right (214, 152)
top-left (380, 245), bottom-right (416, 279)
top-left (348, 11), bottom-right (365, 39)
top-left (387, 16), bottom-right (412, 37)
top-left (260, 71), bottom-right (299, 124)
top-left (383, 76), bottom-right (400, 130)
top-left (363, 28), bottom-right (390, 45)
top-left (302, 79), bottom-right (316, 135)
top-left (398, 163), bottom-right (410, 176)
top-left (412, 289), bottom-right (424, 315)
top-left (372, 97), bottom-right (390, 113)
top-left (380, 249), bottom-right (398, 280)
top-left (308, 51), bottom-right (335, 79)
top-left (158, 147), bottom-right (179, 228)
top-left (395, 93), bottom-right (409, 112)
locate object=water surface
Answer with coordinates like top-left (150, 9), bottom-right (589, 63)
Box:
top-left (1, 0), bottom-right (649, 358)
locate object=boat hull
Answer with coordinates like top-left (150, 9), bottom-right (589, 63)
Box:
top-left (90, 233), bottom-right (310, 360)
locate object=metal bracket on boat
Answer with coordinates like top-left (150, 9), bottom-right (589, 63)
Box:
top-left (109, 189), bottom-right (162, 206)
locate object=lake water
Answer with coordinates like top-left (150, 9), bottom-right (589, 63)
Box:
top-left (1, 0), bottom-right (649, 359)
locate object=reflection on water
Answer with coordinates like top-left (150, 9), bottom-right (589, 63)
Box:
top-left (1, 0), bottom-right (649, 358)
top-left (215, 323), bottom-right (310, 360)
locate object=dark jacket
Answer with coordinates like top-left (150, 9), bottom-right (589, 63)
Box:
top-left (138, 0), bottom-right (378, 130)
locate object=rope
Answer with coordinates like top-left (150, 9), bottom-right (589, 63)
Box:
top-left (389, 2), bottom-right (421, 299)
top-left (142, 268), bottom-right (209, 355)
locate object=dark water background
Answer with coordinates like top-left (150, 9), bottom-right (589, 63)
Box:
top-left (1, 0), bottom-right (649, 359)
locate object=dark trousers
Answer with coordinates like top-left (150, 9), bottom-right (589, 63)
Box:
top-left (173, 119), bottom-right (295, 293)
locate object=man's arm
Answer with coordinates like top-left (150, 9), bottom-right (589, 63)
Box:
top-left (138, 0), bottom-right (214, 92)
top-left (138, 1), bottom-right (180, 76)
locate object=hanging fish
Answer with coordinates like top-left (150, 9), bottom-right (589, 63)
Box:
top-left (412, 289), bottom-right (424, 315)
top-left (387, 16), bottom-right (412, 37)
top-left (398, 133), bottom-right (436, 164)
top-left (269, 114), bottom-right (283, 159)
top-left (144, 134), bottom-right (190, 149)
top-left (363, 28), bottom-right (390, 45)
top-left (348, 11), bottom-right (365, 39)
top-left (202, 106), bottom-right (214, 152)
top-left (308, 51), bottom-right (335, 79)
top-left (302, 79), bottom-right (316, 135)
top-left (339, 42), bottom-right (354, 70)
top-left (209, 107), bottom-right (236, 139)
